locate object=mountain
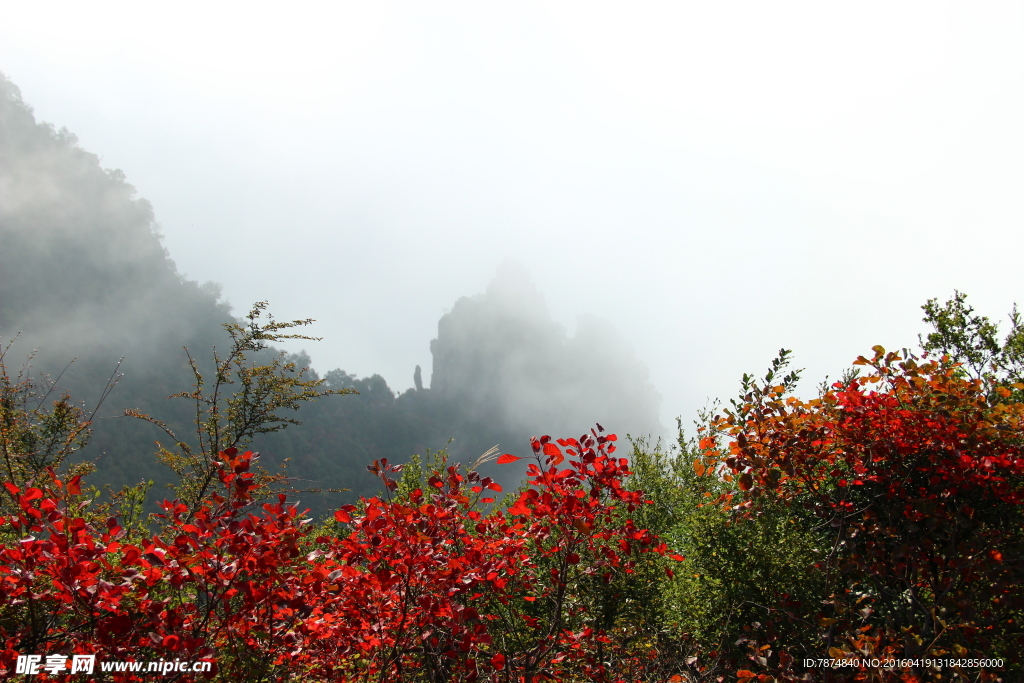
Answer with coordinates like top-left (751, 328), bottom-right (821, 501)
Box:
top-left (0, 73), bottom-right (662, 518)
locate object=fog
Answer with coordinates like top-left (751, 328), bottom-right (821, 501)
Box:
top-left (1, 71), bottom-right (659, 505)
top-left (429, 260), bottom-right (661, 441)
top-left (3, 2), bottom-right (1024, 440)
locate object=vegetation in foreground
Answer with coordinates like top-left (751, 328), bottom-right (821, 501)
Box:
top-left (0, 293), bottom-right (1021, 682)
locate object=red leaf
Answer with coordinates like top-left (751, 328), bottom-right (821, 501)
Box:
top-left (66, 475), bottom-right (82, 495)
top-left (491, 653), bottom-right (506, 670)
top-left (497, 454), bottom-right (521, 465)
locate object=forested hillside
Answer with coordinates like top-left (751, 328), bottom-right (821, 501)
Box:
top-left (0, 73), bottom-right (662, 518)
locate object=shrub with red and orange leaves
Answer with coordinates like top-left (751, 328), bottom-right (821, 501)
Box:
top-left (696, 347), bottom-right (1024, 682)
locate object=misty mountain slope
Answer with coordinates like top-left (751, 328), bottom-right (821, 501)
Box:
top-left (0, 73), bottom-right (663, 518)
top-left (0, 72), bottom-right (237, 489)
top-left (0, 72), bottom-right (423, 508)
top-left (0, 74), bottom-right (228, 357)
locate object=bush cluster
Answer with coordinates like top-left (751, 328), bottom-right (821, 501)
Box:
top-left (1, 294), bottom-right (1022, 682)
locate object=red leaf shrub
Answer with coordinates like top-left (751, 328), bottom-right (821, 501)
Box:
top-left (698, 348), bottom-right (1024, 681)
top-left (0, 430), bottom-right (678, 682)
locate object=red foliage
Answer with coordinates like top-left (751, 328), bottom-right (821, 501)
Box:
top-left (0, 429), bottom-right (677, 682)
top-left (699, 348), bottom-right (1024, 680)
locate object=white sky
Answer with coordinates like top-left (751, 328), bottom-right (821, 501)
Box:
top-left (3, 1), bottom-right (1023, 439)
